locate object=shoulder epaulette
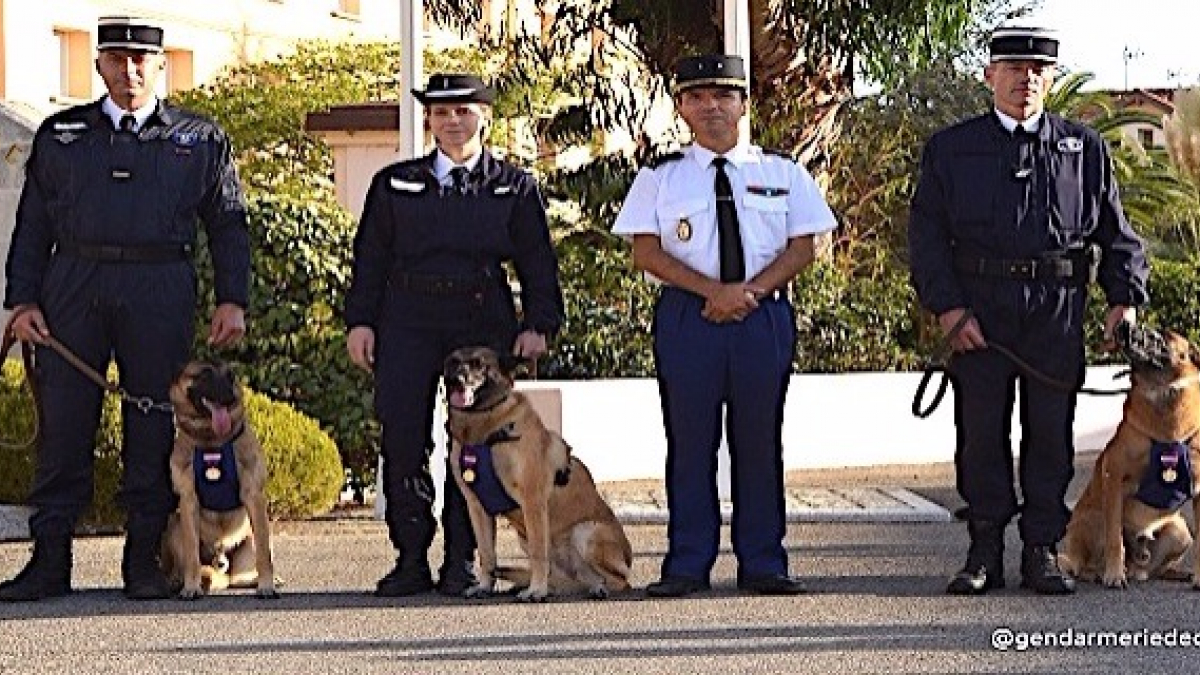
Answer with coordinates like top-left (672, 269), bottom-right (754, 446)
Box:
top-left (647, 151), bottom-right (684, 169)
top-left (762, 147), bottom-right (798, 162)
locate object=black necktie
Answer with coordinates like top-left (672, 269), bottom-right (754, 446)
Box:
top-left (1012, 125), bottom-right (1035, 180)
top-left (119, 114), bottom-right (136, 133)
top-left (712, 157), bottom-right (745, 283)
top-left (449, 166), bottom-right (469, 195)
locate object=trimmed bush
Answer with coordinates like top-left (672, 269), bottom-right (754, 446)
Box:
top-left (0, 361), bottom-right (343, 528)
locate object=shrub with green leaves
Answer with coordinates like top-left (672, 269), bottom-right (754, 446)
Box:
top-left (0, 361), bottom-right (343, 528)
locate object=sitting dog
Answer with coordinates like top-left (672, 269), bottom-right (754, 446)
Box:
top-left (162, 361), bottom-right (278, 599)
top-left (1059, 323), bottom-right (1200, 587)
top-left (443, 346), bottom-right (632, 602)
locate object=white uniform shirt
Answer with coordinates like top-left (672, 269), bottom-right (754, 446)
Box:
top-left (101, 95), bottom-right (158, 133)
top-left (612, 141), bottom-right (837, 282)
top-left (433, 148), bottom-right (482, 187)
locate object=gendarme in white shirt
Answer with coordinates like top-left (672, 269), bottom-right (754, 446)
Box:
top-left (612, 141), bottom-right (837, 282)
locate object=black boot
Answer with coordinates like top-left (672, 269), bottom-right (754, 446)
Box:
top-left (1020, 544), bottom-right (1076, 595)
top-left (375, 550), bottom-right (434, 597)
top-left (436, 558), bottom-right (477, 596)
top-left (122, 514), bottom-right (172, 600)
top-left (0, 534), bottom-right (72, 602)
top-left (947, 520), bottom-right (1005, 595)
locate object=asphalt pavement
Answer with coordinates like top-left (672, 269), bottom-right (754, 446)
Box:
top-left (5, 453), bottom-right (1200, 674)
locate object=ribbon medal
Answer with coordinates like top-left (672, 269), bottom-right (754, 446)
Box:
top-left (461, 448), bottom-right (479, 484)
top-left (203, 452), bottom-right (223, 482)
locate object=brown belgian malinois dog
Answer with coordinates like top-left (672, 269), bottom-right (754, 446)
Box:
top-left (162, 361), bottom-right (278, 599)
top-left (443, 346), bottom-right (632, 601)
top-left (1059, 323), bottom-right (1200, 587)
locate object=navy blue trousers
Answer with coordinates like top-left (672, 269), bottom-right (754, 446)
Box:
top-left (29, 262), bottom-right (194, 537)
top-left (652, 287), bottom-right (795, 581)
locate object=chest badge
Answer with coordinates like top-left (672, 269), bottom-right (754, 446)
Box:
top-left (676, 218), bottom-right (693, 242)
top-left (1057, 137), bottom-right (1083, 153)
top-left (54, 132), bottom-right (80, 145)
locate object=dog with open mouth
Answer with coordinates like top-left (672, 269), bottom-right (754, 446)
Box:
top-left (161, 361), bottom-right (278, 599)
top-left (443, 346), bottom-right (632, 601)
top-left (1059, 323), bottom-right (1200, 587)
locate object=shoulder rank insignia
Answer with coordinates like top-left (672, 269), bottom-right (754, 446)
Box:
top-left (747, 185), bottom-right (789, 197)
top-left (647, 151), bottom-right (684, 169)
top-left (1056, 137), bottom-right (1083, 153)
top-left (762, 147), bottom-right (798, 161)
top-left (172, 130), bottom-right (199, 147)
top-left (389, 177), bottom-right (426, 193)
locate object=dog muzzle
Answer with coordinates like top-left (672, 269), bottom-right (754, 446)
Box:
top-left (1116, 322), bottom-right (1171, 372)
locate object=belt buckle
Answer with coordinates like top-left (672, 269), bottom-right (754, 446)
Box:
top-left (1008, 260), bottom-right (1036, 280)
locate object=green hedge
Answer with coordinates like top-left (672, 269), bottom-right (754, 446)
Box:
top-left (0, 361), bottom-right (343, 528)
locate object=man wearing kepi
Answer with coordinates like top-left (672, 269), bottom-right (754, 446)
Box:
top-left (613, 55), bottom-right (836, 597)
top-left (1, 17), bottom-right (250, 601)
top-left (908, 26), bottom-right (1148, 595)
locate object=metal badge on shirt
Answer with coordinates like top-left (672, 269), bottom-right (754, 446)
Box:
top-left (676, 217), bottom-right (692, 242)
top-left (1057, 137), bottom-right (1084, 153)
top-left (52, 121), bottom-right (87, 145)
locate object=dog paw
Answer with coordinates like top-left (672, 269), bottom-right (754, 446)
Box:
top-left (177, 587), bottom-right (205, 601)
top-left (256, 587), bottom-right (280, 600)
top-left (464, 584), bottom-right (493, 599)
top-left (588, 586), bottom-right (609, 600)
top-left (516, 587), bottom-right (549, 603)
top-left (1102, 572), bottom-right (1128, 589)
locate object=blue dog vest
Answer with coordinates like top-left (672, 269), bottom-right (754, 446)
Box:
top-left (1134, 441), bottom-right (1194, 511)
top-left (460, 443), bottom-right (519, 515)
top-left (193, 426), bottom-right (245, 512)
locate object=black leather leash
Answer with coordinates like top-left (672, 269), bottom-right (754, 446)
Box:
top-left (912, 308), bottom-right (1129, 419)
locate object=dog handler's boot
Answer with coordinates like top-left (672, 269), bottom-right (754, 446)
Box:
top-left (0, 534), bottom-right (72, 601)
top-left (946, 520), bottom-right (1005, 595)
top-left (436, 481), bottom-right (477, 596)
top-left (1020, 544), bottom-right (1076, 595)
top-left (375, 550), bottom-right (434, 597)
top-left (122, 514), bottom-right (172, 600)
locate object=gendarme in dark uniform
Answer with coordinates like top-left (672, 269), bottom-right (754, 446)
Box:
top-left (344, 74), bottom-right (563, 597)
top-left (1, 17), bottom-right (250, 601)
top-left (908, 27), bottom-right (1149, 595)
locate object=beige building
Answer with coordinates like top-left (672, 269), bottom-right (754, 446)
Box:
top-left (0, 0), bottom-right (407, 329)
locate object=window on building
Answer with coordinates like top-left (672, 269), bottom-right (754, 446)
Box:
top-left (54, 28), bottom-right (92, 100)
top-left (164, 49), bottom-right (195, 95)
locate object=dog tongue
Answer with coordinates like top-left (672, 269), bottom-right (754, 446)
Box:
top-left (449, 388), bottom-right (474, 409)
top-left (205, 399), bottom-right (233, 437)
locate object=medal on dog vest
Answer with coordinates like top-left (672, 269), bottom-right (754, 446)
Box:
top-left (1135, 440), bottom-right (1194, 510)
top-left (1162, 451), bottom-right (1180, 484)
top-left (203, 452), bottom-right (223, 482)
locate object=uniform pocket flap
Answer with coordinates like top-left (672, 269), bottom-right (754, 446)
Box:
top-left (743, 193), bottom-right (789, 213)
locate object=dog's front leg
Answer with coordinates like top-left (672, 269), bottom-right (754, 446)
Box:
top-left (1100, 459), bottom-right (1129, 588)
top-left (462, 494), bottom-right (497, 598)
top-left (177, 497), bottom-right (205, 599)
top-left (517, 487), bottom-right (552, 603)
top-left (243, 489), bottom-right (279, 600)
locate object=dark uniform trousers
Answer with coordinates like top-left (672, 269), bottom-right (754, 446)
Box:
top-left (653, 286), bottom-right (793, 581)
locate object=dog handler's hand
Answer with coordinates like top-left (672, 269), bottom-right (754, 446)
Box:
top-left (1102, 305), bottom-right (1136, 352)
top-left (701, 283), bottom-right (762, 323)
top-left (208, 303), bottom-right (246, 348)
top-left (347, 326), bottom-right (376, 372)
top-left (8, 304), bottom-right (51, 345)
top-left (938, 308), bottom-right (986, 353)
top-left (512, 330), bottom-right (547, 360)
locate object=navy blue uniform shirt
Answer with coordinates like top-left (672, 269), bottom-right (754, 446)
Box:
top-left (909, 112), bottom-right (1148, 316)
top-left (4, 98), bottom-right (250, 309)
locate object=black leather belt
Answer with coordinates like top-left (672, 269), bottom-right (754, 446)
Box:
top-left (954, 254), bottom-right (1082, 283)
top-left (394, 273), bottom-right (485, 296)
top-left (57, 242), bottom-right (192, 263)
